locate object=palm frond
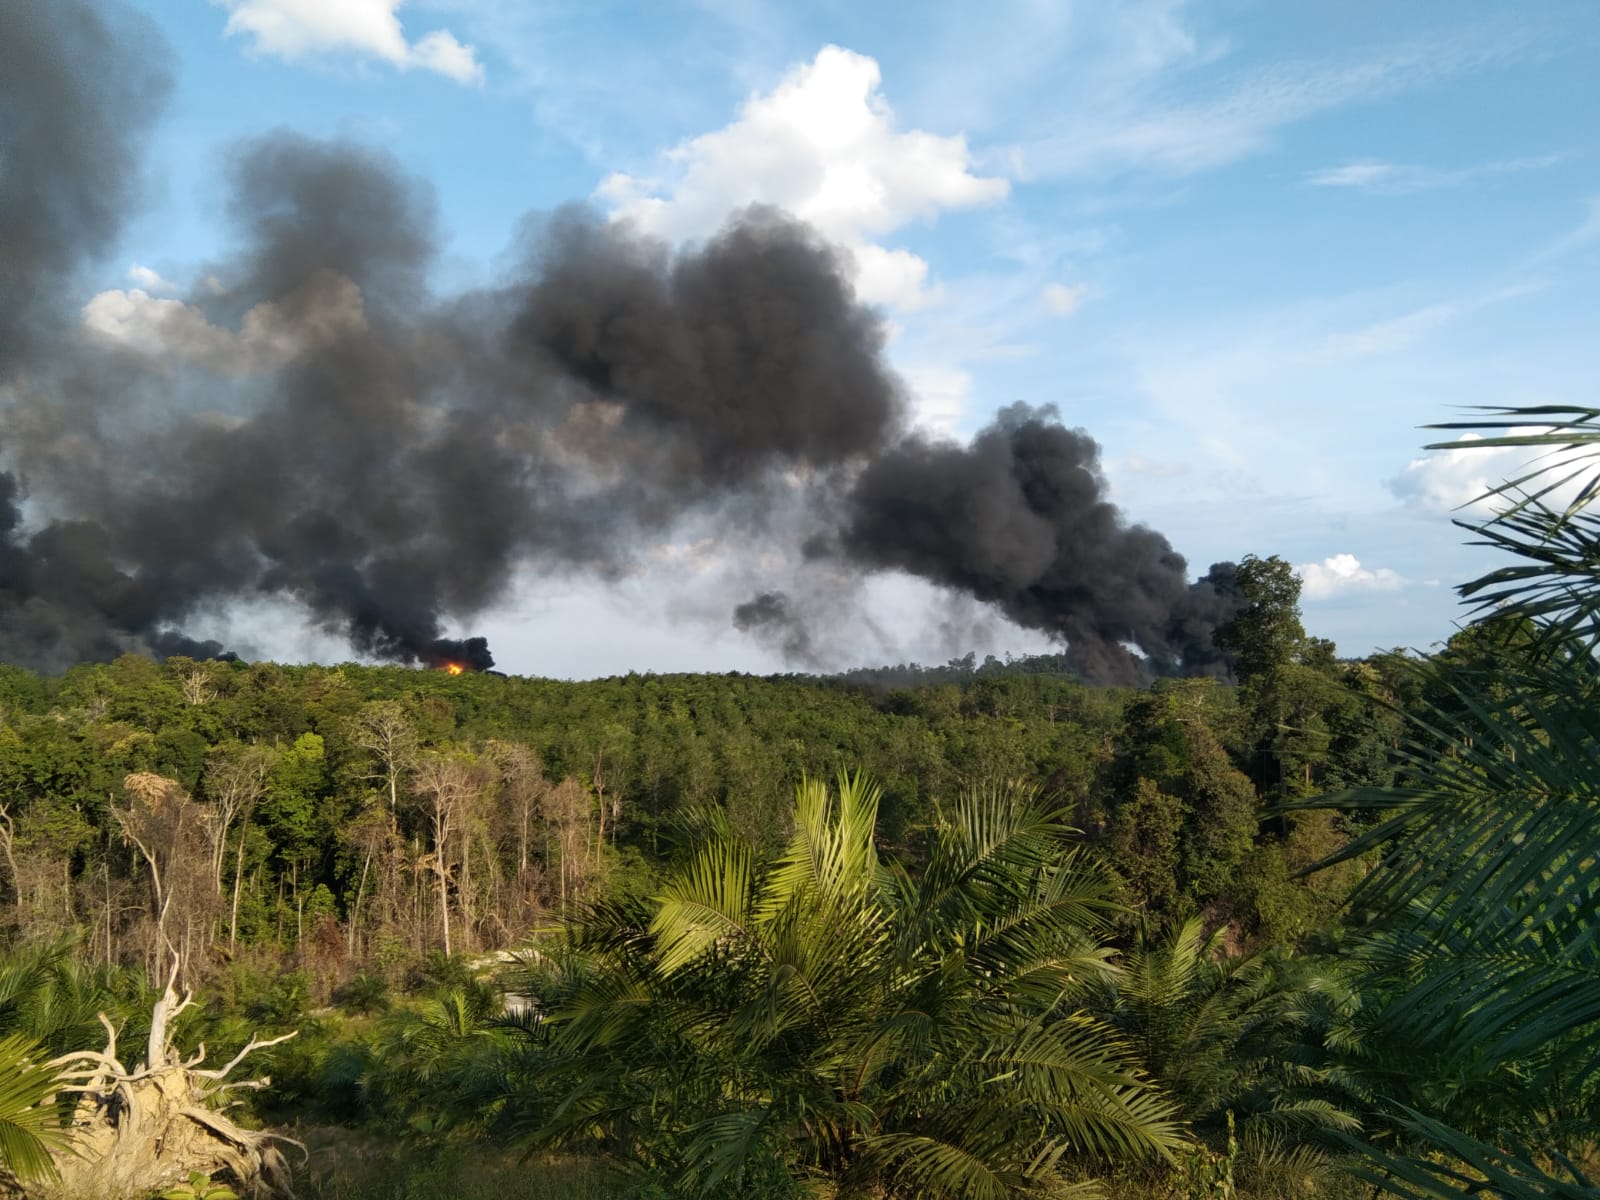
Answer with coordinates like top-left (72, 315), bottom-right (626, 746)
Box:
top-left (1426, 405), bottom-right (1600, 652)
top-left (1295, 648), bottom-right (1600, 1118)
top-left (522, 774), bottom-right (1179, 1195)
top-left (650, 836), bottom-right (763, 976)
top-left (0, 1033), bottom-right (68, 1185)
top-left (864, 1131), bottom-right (1018, 1200)
top-left (1336, 1109), bottom-right (1600, 1200)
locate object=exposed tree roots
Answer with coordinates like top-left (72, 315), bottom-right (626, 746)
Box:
top-left (34, 969), bottom-right (302, 1200)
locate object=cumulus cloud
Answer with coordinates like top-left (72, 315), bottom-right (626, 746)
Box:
top-left (82, 269), bottom-right (368, 375)
top-left (1297, 554), bottom-right (1405, 600)
top-left (1390, 428), bottom-right (1596, 516)
top-left (1390, 433), bottom-right (1511, 514)
top-left (598, 45), bottom-right (1008, 310)
top-left (1040, 281), bottom-right (1089, 317)
top-left (214, 0), bottom-right (484, 85)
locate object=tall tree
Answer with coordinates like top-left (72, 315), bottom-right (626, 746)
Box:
top-left (411, 751), bottom-right (486, 957)
top-left (1216, 555), bottom-right (1306, 683)
top-left (201, 742), bottom-right (278, 954)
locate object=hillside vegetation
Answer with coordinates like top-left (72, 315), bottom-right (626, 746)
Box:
top-left (2, 412), bottom-right (1598, 1198)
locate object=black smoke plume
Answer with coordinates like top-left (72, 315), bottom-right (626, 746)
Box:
top-left (826, 405), bottom-right (1241, 684)
top-left (733, 592), bottom-right (814, 664)
top-left (1, 1), bottom-right (1241, 682)
top-left (0, 0), bottom-right (172, 367)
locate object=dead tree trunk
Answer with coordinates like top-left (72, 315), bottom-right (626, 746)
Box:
top-left (39, 980), bottom-right (301, 1200)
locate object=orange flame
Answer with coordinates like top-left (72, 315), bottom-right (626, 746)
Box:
top-left (445, 663), bottom-right (464, 676)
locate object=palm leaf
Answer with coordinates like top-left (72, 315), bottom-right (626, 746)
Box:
top-left (650, 834), bottom-right (763, 977)
top-left (0, 1033), bottom-right (69, 1184)
top-left (1335, 1109), bottom-right (1599, 1200)
top-left (864, 1131), bottom-right (1019, 1200)
top-left (1426, 405), bottom-right (1600, 653)
top-left (524, 774), bottom-right (1181, 1195)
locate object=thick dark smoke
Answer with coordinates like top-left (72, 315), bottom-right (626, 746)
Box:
top-left (733, 592), bottom-right (814, 664)
top-left (1, 1), bottom-right (1242, 682)
top-left (0, 0), bottom-right (172, 366)
top-left (828, 405), bottom-right (1240, 684)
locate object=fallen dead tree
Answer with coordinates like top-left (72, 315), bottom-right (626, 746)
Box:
top-left (5, 772), bottom-right (306, 1199)
top-left (32, 956), bottom-right (303, 1200)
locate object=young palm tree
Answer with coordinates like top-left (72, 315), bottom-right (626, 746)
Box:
top-left (518, 772), bottom-right (1184, 1198)
top-left (363, 978), bottom-right (510, 1135)
top-left (1101, 918), bottom-right (1359, 1187)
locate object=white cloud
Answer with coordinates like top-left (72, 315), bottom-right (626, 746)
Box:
top-left (407, 29), bottom-right (482, 85)
top-left (598, 45), bottom-right (1007, 310)
top-left (1390, 428), bottom-right (1597, 516)
top-left (82, 270), bottom-right (368, 375)
top-left (1307, 153), bottom-right (1563, 195)
top-left (1297, 553), bottom-right (1405, 600)
top-left (214, 0), bottom-right (484, 85)
top-left (1040, 282), bottom-right (1089, 317)
top-left (127, 264), bottom-right (178, 294)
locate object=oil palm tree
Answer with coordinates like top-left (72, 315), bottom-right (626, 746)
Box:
top-left (518, 772), bottom-right (1183, 1198)
top-left (1101, 918), bottom-right (1359, 1189)
top-left (1299, 407), bottom-right (1600, 1198)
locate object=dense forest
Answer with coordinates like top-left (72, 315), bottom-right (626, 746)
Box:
top-left (1, 411), bottom-right (1598, 1200)
top-left (0, 554), bottom-right (1395, 971)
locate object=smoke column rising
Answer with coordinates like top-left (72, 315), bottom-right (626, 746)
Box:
top-left (0, 1), bottom-right (1241, 682)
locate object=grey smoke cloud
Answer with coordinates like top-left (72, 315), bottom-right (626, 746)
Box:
top-left (828, 405), bottom-right (1240, 684)
top-left (0, 0), bottom-right (1241, 682)
top-left (0, 0), bottom-right (173, 368)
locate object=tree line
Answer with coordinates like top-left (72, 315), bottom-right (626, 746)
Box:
top-left (0, 553), bottom-right (1414, 993)
top-left (1, 397), bottom-right (1597, 1200)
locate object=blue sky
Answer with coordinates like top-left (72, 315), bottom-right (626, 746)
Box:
top-left (104, 0), bottom-right (1600, 675)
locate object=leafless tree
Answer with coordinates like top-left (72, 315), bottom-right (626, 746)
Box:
top-left (410, 752), bottom-right (488, 956)
top-left (116, 773), bottom-right (218, 983)
top-left (201, 744), bottom-right (278, 954)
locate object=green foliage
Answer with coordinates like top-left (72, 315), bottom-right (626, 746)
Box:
top-left (250, 970), bottom-right (313, 1027)
top-left (1295, 403), bottom-right (1600, 1197)
top-left (518, 773), bottom-right (1183, 1198)
top-left (159, 1170), bottom-right (241, 1200)
top-left (335, 971), bottom-right (391, 1016)
top-left (1174, 1111), bottom-right (1239, 1200)
top-left (1100, 919), bottom-right (1358, 1187)
top-left (1301, 646), bottom-right (1600, 1179)
top-left (1101, 685), bottom-right (1260, 926)
top-left (1215, 556), bottom-right (1306, 683)
top-left (0, 1031), bottom-right (69, 1185)
top-left (0, 939), bottom-right (154, 1056)
top-left (1341, 1110), bottom-right (1598, 1200)
top-left (1426, 404), bottom-right (1600, 653)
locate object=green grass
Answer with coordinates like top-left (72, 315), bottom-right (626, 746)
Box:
top-left (293, 1128), bottom-right (626, 1200)
top-left (290, 1125), bottom-right (1377, 1200)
